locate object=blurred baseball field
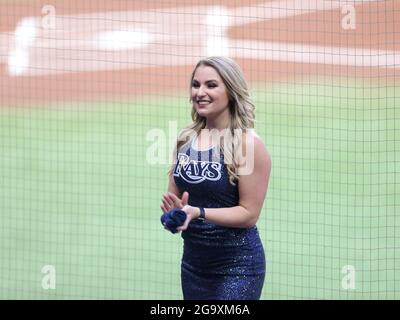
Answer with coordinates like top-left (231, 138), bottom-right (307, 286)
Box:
top-left (0, 0), bottom-right (399, 299)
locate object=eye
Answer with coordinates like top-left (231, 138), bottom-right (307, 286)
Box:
top-left (192, 81), bottom-right (200, 88)
top-left (207, 83), bottom-right (217, 88)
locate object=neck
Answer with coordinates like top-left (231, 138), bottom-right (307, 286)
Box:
top-left (204, 110), bottom-right (230, 131)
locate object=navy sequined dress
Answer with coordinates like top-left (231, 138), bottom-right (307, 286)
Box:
top-left (173, 136), bottom-right (266, 300)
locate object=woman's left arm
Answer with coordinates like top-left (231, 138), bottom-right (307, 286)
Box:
top-left (170, 134), bottom-right (272, 231)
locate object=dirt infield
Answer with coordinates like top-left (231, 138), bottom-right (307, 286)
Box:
top-left (0, 0), bottom-right (399, 105)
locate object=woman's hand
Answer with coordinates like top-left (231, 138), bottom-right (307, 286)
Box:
top-left (160, 191), bottom-right (189, 213)
top-left (160, 191), bottom-right (200, 232)
top-left (176, 205), bottom-right (200, 232)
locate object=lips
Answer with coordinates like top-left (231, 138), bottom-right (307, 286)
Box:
top-left (196, 100), bottom-right (211, 105)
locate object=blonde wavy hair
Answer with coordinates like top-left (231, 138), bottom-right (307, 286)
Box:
top-left (171, 56), bottom-right (255, 185)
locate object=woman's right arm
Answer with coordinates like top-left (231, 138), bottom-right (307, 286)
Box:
top-left (160, 151), bottom-right (182, 213)
top-left (167, 164), bottom-right (181, 196)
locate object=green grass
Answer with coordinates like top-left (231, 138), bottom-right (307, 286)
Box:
top-left (0, 78), bottom-right (399, 299)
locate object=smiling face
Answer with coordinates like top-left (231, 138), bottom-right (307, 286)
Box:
top-left (191, 65), bottom-right (230, 125)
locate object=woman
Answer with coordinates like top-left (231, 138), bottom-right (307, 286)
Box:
top-left (160, 56), bottom-right (271, 300)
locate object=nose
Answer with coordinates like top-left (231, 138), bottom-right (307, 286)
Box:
top-left (196, 85), bottom-right (206, 98)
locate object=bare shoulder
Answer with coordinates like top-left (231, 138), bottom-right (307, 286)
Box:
top-left (236, 130), bottom-right (271, 176)
top-left (245, 130), bottom-right (271, 164)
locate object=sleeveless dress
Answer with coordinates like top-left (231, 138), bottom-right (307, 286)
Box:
top-left (172, 137), bottom-right (266, 300)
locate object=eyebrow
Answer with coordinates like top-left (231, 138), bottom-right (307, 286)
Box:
top-left (192, 79), bottom-right (219, 84)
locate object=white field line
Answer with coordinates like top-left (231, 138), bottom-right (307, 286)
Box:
top-left (1, 0), bottom-right (395, 76)
top-left (232, 40), bottom-right (400, 68)
top-left (0, 33), bottom-right (11, 63)
top-left (228, 0), bottom-right (385, 26)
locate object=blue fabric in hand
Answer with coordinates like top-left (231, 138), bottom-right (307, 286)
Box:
top-left (160, 208), bottom-right (187, 233)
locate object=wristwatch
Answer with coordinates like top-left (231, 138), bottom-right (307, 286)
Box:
top-left (198, 207), bottom-right (206, 221)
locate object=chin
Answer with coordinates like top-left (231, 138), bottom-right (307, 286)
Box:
top-left (196, 109), bottom-right (208, 117)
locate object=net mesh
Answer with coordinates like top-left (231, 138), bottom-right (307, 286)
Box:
top-left (0, 0), bottom-right (399, 299)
